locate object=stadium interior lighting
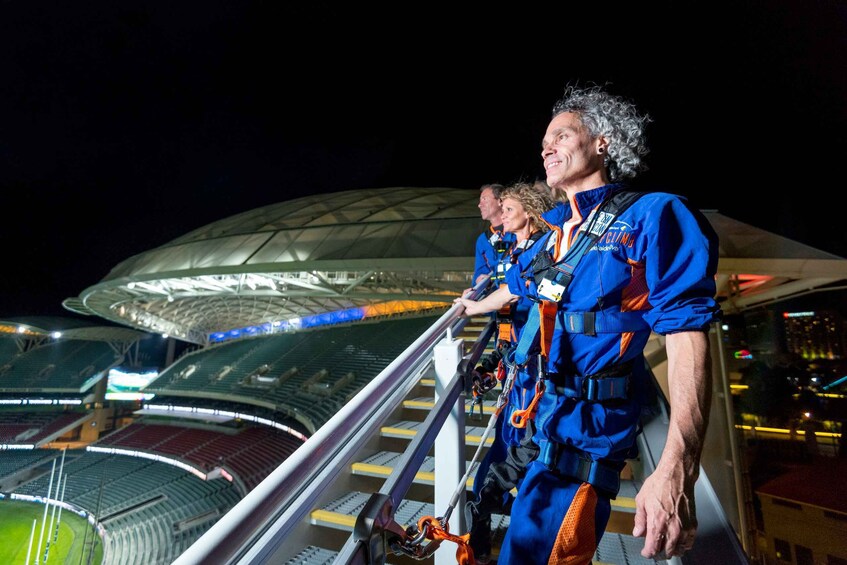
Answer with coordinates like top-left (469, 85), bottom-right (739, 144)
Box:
top-left (51, 331), bottom-right (62, 339)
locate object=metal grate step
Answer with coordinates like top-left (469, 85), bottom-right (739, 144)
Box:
top-left (403, 396), bottom-right (498, 416)
top-left (380, 420), bottom-right (495, 446)
top-left (284, 545), bottom-right (340, 565)
top-left (285, 545), bottom-right (399, 565)
top-left (595, 532), bottom-right (669, 564)
top-left (352, 450), bottom-right (481, 488)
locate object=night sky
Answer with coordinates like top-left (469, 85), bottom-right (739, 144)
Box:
top-left (2, 2), bottom-right (846, 320)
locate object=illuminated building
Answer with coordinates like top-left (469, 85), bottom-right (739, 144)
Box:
top-left (782, 310), bottom-right (847, 361)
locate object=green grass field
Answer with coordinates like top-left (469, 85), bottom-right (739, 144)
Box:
top-left (0, 499), bottom-right (103, 565)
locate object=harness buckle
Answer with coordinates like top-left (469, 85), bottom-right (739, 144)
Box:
top-left (583, 311), bottom-right (596, 337)
top-left (580, 374), bottom-right (630, 402)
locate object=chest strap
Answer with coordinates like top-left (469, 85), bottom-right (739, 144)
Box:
top-left (513, 306), bottom-right (648, 365)
top-left (560, 311), bottom-right (649, 336)
top-left (512, 305), bottom-right (543, 366)
top-left (547, 374), bottom-right (630, 402)
top-left (538, 441), bottom-right (622, 498)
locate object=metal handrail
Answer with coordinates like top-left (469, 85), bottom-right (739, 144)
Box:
top-left (336, 315), bottom-right (496, 563)
top-left (173, 281), bottom-right (491, 565)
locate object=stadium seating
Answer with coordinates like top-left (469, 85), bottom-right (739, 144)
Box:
top-left (146, 316), bottom-right (440, 431)
top-left (0, 410), bottom-right (89, 445)
top-left (95, 421), bottom-right (304, 492)
top-left (0, 340), bottom-right (119, 391)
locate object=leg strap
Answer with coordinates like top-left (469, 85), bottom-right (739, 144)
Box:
top-left (538, 440), bottom-right (622, 498)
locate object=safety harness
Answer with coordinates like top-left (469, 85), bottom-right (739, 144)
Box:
top-left (485, 225), bottom-right (514, 286)
top-left (494, 230), bottom-right (542, 344)
top-left (470, 230), bottom-right (545, 418)
top-left (506, 189), bottom-right (646, 497)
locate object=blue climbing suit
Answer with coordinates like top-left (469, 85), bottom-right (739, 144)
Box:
top-left (472, 229), bottom-right (545, 499)
top-left (496, 183), bottom-right (721, 564)
top-left (473, 225), bottom-right (517, 285)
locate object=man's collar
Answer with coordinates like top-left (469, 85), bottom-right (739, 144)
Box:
top-left (571, 183), bottom-right (627, 211)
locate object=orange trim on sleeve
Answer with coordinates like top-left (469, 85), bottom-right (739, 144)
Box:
top-left (620, 259), bottom-right (651, 358)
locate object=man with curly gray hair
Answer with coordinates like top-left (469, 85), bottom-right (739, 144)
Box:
top-left (456, 84), bottom-right (721, 563)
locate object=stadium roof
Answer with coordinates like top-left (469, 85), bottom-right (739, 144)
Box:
top-left (64, 188), bottom-right (488, 343)
top-left (0, 316), bottom-right (146, 343)
top-left (62, 187), bottom-right (847, 344)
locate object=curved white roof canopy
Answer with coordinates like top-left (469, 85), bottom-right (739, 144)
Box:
top-left (65, 188), bottom-right (489, 343)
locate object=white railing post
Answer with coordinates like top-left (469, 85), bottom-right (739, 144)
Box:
top-left (433, 329), bottom-right (466, 565)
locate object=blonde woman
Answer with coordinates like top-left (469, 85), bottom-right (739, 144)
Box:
top-left (464, 180), bottom-right (555, 561)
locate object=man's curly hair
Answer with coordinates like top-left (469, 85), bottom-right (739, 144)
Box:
top-left (499, 181), bottom-right (556, 234)
top-left (552, 84), bottom-right (652, 182)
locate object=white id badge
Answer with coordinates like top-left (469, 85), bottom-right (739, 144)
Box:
top-left (537, 278), bottom-right (565, 302)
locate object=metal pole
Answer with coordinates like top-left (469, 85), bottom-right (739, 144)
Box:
top-left (76, 511), bottom-right (89, 565)
top-left (86, 457), bottom-right (108, 565)
top-left (25, 519), bottom-right (36, 565)
top-left (714, 325), bottom-right (753, 554)
top-left (54, 473), bottom-right (68, 542)
top-left (44, 496), bottom-right (58, 562)
top-left (34, 458), bottom-right (56, 565)
top-left (44, 449), bottom-right (66, 562)
top-left (433, 330), bottom-right (466, 565)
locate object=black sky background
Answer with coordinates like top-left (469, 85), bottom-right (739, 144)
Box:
top-left (2, 2), bottom-right (846, 320)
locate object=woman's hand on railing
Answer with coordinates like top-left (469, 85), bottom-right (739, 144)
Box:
top-left (454, 285), bottom-right (518, 318)
top-left (453, 296), bottom-right (480, 317)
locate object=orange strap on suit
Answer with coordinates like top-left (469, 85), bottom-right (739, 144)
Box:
top-left (508, 301), bottom-right (558, 429)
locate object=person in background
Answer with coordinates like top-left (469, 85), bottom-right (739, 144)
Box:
top-left (455, 84), bottom-right (721, 563)
top-left (472, 183), bottom-right (514, 288)
top-left (466, 181), bottom-right (555, 562)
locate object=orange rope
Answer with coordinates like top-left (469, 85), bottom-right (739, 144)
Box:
top-left (418, 516), bottom-right (476, 565)
top-left (509, 379), bottom-right (545, 429)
